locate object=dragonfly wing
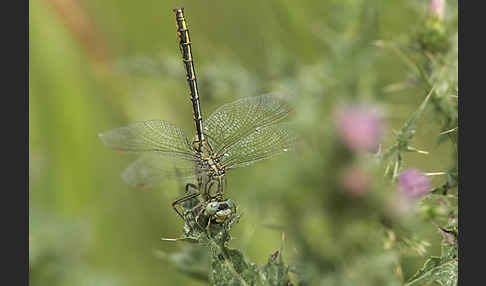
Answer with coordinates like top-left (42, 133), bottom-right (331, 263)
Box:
top-left (121, 152), bottom-right (208, 188)
top-left (204, 93), bottom-right (293, 154)
top-left (99, 120), bottom-right (195, 160)
top-left (220, 123), bottom-right (297, 170)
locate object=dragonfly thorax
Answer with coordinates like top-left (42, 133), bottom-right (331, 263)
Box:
top-left (199, 152), bottom-right (226, 177)
top-left (192, 135), bottom-right (225, 176)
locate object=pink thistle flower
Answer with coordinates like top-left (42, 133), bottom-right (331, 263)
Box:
top-left (334, 105), bottom-right (384, 153)
top-left (398, 168), bottom-right (431, 199)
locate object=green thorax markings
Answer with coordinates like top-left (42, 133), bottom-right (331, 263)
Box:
top-left (173, 8), bottom-right (206, 153)
top-left (197, 142), bottom-right (226, 178)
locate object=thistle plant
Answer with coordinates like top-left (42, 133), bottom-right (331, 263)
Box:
top-left (28, 0), bottom-right (458, 285)
top-left (158, 1), bottom-right (457, 285)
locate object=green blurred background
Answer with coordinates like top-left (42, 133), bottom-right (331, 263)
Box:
top-left (29, 0), bottom-right (457, 285)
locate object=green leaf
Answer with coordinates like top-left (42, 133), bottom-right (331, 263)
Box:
top-left (397, 85), bottom-right (435, 143)
top-left (261, 251), bottom-right (290, 286)
top-left (209, 244), bottom-right (260, 286)
top-left (164, 195), bottom-right (291, 285)
top-left (405, 257), bottom-right (457, 286)
top-left (405, 228), bottom-right (458, 286)
top-left (208, 243), bottom-right (290, 286)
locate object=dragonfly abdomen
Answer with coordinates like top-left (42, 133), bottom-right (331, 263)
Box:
top-left (173, 8), bottom-right (206, 152)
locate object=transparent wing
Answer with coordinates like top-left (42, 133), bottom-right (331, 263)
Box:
top-left (121, 152), bottom-right (210, 188)
top-left (220, 123), bottom-right (297, 170)
top-left (204, 93), bottom-right (293, 155)
top-left (99, 120), bottom-right (195, 160)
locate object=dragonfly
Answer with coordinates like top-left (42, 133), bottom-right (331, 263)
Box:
top-left (99, 8), bottom-right (296, 225)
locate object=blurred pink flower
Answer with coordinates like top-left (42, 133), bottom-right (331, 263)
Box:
top-left (429, 0), bottom-right (445, 19)
top-left (340, 166), bottom-right (371, 196)
top-left (334, 105), bottom-right (384, 153)
top-left (398, 168), bottom-right (431, 199)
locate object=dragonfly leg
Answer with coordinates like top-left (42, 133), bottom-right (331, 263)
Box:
top-left (172, 185), bottom-right (200, 220)
top-left (206, 177), bottom-right (224, 199)
top-left (185, 201), bottom-right (204, 214)
top-left (205, 180), bottom-right (217, 199)
top-left (217, 177), bottom-right (224, 197)
top-left (223, 176), bottom-right (227, 195)
top-left (205, 216), bottom-right (212, 237)
top-left (195, 205), bottom-right (208, 231)
top-left (185, 183), bottom-right (199, 193)
top-left (194, 203), bottom-right (217, 236)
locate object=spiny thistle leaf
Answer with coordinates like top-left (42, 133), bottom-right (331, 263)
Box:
top-left (261, 251), bottom-right (291, 286)
top-left (208, 242), bottom-right (290, 286)
top-left (397, 85), bottom-right (435, 143)
top-left (163, 195), bottom-right (291, 285)
top-left (405, 228), bottom-right (458, 286)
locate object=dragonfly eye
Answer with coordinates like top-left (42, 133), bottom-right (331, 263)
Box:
top-left (219, 199), bottom-right (233, 210)
top-left (206, 202), bottom-right (219, 215)
top-left (225, 199), bottom-right (234, 209)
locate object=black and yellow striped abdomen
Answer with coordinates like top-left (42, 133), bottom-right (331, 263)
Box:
top-left (173, 8), bottom-right (206, 152)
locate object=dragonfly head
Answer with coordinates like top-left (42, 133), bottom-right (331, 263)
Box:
top-left (205, 202), bottom-right (219, 216)
top-left (204, 199), bottom-right (235, 223)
